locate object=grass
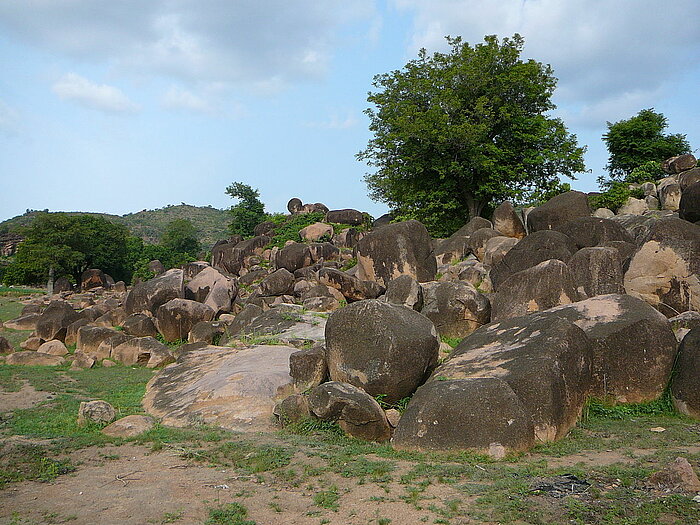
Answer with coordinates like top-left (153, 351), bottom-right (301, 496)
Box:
top-left (205, 502), bottom-right (255, 525)
top-left (313, 485), bottom-right (340, 510)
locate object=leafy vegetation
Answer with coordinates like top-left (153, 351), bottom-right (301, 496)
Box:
top-left (265, 212), bottom-right (325, 248)
top-left (358, 34), bottom-right (586, 236)
top-left (205, 503), bottom-right (255, 525)
top-left (226, 182), bottom-right (267, 238)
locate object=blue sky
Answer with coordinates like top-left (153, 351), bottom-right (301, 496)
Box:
top-left (1, 0), bottom-right (699, 223)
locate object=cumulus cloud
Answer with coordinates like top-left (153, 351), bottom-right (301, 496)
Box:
top-left (162, 86), bottom-right (213, 113)
top-left (392, 0), bottom-right (700, 127)
top-left (0, 0), bottom-right (377, 89)
top-left (52, 73), bottom-right (140, 113)
top-left (304, 112), bottom-right (359, 130)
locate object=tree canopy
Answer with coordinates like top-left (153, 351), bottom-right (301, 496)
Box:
top-left (357, 34), bottom-right (586, 236)
top-left (603, 108), bottom-right (691, 179)
top-left (226, 182), bottom-right (266, 238)
top-left (161, 218), bottom-right (201, 257)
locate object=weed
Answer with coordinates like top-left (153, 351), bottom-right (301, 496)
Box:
top-left (374, 394), bottom-right (412, 413)
top-left (159, 510), bottom-right (184, 523)
top-left (205, 502), bottom-right (255, 525)
top-left (439, 336), bottom-right (462, 349)
top-left (197, 442), bottom-right (293, 473)
top-left (313, 485), bottom-right (340, 510)
top-left (340, 258), bottom-right (357, 271)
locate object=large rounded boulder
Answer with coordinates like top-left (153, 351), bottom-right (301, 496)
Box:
top-left (355, 220), bottom-right (436, 287)
top-left (325, 299), bottom-right (439, 403)
top-left (679, 182), bottom-right (700, 223)
top-left (35, 301), bottom-right (83, 342)
top-left (671, 328), bottom-right (700, 418)
top-left (125, 269), bottom-right (184, 316)
top-left (420, 281), bottom-right (490, 338)
top-left (526, 191), bottom-right (591, 232)
top-left (555, 217), bottom-right (634, 250)
top-left (156, 299), bottom-right (215, 342)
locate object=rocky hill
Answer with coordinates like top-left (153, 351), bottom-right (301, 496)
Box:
top-left (0, 204), bottom-right (230, 247)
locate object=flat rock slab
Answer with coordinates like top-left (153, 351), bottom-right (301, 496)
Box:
top-left (142, 345), bottom-right (297, 432)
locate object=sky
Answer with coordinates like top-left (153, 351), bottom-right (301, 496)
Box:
top-left (1, 0), bottom-right (699, 223)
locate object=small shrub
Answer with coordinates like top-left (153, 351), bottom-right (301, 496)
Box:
top-left (266, 212), bottom-right (326, 249)
top-left (205, 502), bottom-right (255, 525)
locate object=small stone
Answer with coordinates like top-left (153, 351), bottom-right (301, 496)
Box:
top-left (78, 400), bottom-right (115, 426)
top-left (102, 415), bottom-right (155, 437)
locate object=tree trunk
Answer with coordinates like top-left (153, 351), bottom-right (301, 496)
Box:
top-left (465, 195), bottom-right (485, 221)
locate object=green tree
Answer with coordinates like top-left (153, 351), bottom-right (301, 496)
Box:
top-left (226, 182), bottom-right (266, 238)
top-left (357, 34), bottom-right (586, 236)
top-left (603, 108), bottom-right (691, 179)
top-left (161, 218), bottom-right (201, 257)
top-left (2, 213), bottom-right (130, 285)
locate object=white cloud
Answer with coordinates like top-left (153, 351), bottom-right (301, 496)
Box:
top-left (52, 73), bottom-right (140, 113)
top-left (392, 0), bottom-right (700, 128)
top-left (0, 0), bottom-right (377, 90)
top-left (162, 86), bottom-right (213, 113)
top-left (304, 112), bottom-right (359, 130)
top-left (0, 99), bottom-right (20, 136)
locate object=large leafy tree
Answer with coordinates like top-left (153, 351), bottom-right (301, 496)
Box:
top-left (3, 213), bottom-right (130, 285)
top-left (603, 108), bottom-right (691, 180)
top-left (226, 182), bottom-right (266, 238)
top-left (357, 34), bottom-right (586, 236)
top-left (161, 218), bottom-right (201, 257)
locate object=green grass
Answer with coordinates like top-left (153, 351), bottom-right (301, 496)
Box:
top-left (205, 502), bottom-right (255, 525)
top-left (313, 485), bottom-right (340, 510)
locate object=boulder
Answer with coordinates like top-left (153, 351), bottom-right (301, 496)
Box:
top-left (665, 153), bottom-right (697, 174)
top-left (112, 336), bottom-right (173, 367)
top-left (648, 457), bottom-right (700, 492)
top-left (355, 220), bottom-right (436, 287)
top-left (658, 178), bottom-right (681, 211)
top-left (420, 281), bottom-right (491, 338)
top-left (287, 198), bottom-right (303, 213)
top-left (325, 209), bottom-right (365, 226)
top-left (76, 326), bottom-right (119, 359)
top-left (318, 268), bottom-right (384, 302)
top-left (69, 351), bottom-right (95, 370)
top-left (19, 336), bottom-right (42, 351)
top-left (184, 266), bottom-right (237, 314)
top-left (307, 242), bottom-right (340, 263)
top-left (671, 328), bottom-right (700, 418)
top-left (308, 382), bottom-right (392, 442)
top-left (95, 334), bottom-right (133, 361)
top-left (0, 336), bottom-right (12, 354)
top-left (212, 236), bottom-right (270, 275)
top-left (253, 221), bottom-right (276, 237)
top-left (77, 400), bottom-right (115, 425)
top-left (434, 236), bottom-right (471, 265)
top-left (492, 201), bottom-right (526, 239)
top-left (490, 259), bottom-right (579, 321)
top-left (547, 294), bottom-right (678, 403)
top-left (593, 208), bottom-right (615, 219)
top-left (645, 195), bottom-right (659, 210)
top-left (142, 345), bottom-right (297, 432)
top-left (53, 276), bottom-right (73, 293)
top-left (274, 243), bottom-right (313, 273)
top-left (624, 218), bottom-right (700, 315)
top-left (451, 217), bottom-right (492, 237)
top-left (678, 167), bottom-right (700, 191)
top-left (527, 191), bottom-right (591, 232)
top-left (258, 268), bottom-right (295, 296)
top-left (555, 217), bottom-right (634, 250)
top-left (156, 299), bottom-right (215, 342)
top-left (102, 415), bottom-right (155, 438)
top-left (81, 269), bottom-right (108, 291)
top-left (124, 269), bottom-right (184, 316)
top-left (611, 214), bottom-right (661, 245)
top-left (670, 311), bottom-right (700, 337)
top-left (618, 197), bottom-right (648, 215)
top-left (384, 275), bottom-right (424, 311)
top-left (332, 228), bottom-right (364, 249)
top-left (679, 182), bottom-right (700, 223)
top-left (273, 394), bottom-right (311, 424)
top-left (188, 320), bottom-right (227, 344)
top-left (299, 222), bottom-right (333, 242)
top-left (3, 313), bottom-right (40, 331)
top-left (5, 351), bottom-right (65, 366)
top-left (148, 260), bottom-right (166, 276)
top-left (121, 313), bottom-right (158, 337)
top-left (483, 236), bottom-right (518, 267)
top-left (35, 300), bottom-right (83, 342)
top-left (568, 247), bottom-right (625, 298)
top-left (489, 230), bottom-right (577, 290)
top-left (289, 345), bottom-right (328, 392)
top-left (94, 307), bottom-right (127, 328)
top-left (468, 228), bottom-right (501, 262)
top-left (392, 378), bottom-right (535, 455)
top-left (325, 299), bottom-right (439, 403)
top-left (224, 304), bottom-right (264, 338)
top-left (37, 340), bottom-right (68, 356)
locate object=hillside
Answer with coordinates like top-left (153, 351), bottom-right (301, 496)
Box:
top-left (0, 204), bottom-right (230, 247)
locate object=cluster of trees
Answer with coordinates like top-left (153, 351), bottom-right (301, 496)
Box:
top-left (1, 214), bottom-right (202, 287)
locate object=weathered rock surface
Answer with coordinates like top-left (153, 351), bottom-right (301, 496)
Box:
top-left (555, 217), bottom-right (634, 250)
top-left (568, 247), bottom-right (625, 298)
top-left (76, 326), bottom-right (118, 359)
top-left (492, 201), bottom-right (526, 239)
top-left (5, 351), bottom-right (65, 366)
top-left (355, 220), bottom-right (436, 287)
top-left (124, 269), bottom-right (184, 316)
top-left (468, 228), bottom-right (502, 261)
top-left (102, 415), bottom-right (155, 437)
top-left (325, 209), bottom-right (365, 226)
top-left (78, 400), bottom-right (115, 425)
top-left (0, 336), bottom-right (12, 354)
top-left (671, 328), bottom-right (700, 418)
top-left (184, 266), bottom-right (237, 314)
top-left (35, 301), bottom-right (82, 342)
top-left (121, 313), bottom-right (158, 337)
top-left (156, 298), bottom-right (215, 342)
top-left (384, 275), bottom-right (424, 311)
top-left (325, 299), bottom-right (439, 403)
top-left (648, 457), bottom-right (700, 492)
top-left (318, 268), bottom-right (384, 302)
top-left (142, 345), bottom-right (297, 432)
top-left (420, 281), bottom-right (491, 338)
top-left (112, 336), bottom-right (173, 367)
top-left (483, 236), bottom-right (518, 267)
top-left (289, 345), bottom-right (327, 392)
top-left (81, 269), bottom-right (108, 291)
top-left (527, 191), bottom-right (591, 232)
top-left (37, 340), bottom-right (68, 356)
top-left (679, 182), bottom-right (700, 223)
top-left (3, 313), bottom-right (40, 331)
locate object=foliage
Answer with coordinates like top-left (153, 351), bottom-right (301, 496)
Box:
top-left (588, 181), bottom-right (634, 212)
top-left (518, 180), bottom-right (572, 207)
top-left (603, 108), bottom-right (691, 179)
top-left (205, 503), bottom-right (255, 525)
top-left (160, 218), bottom-right (201, 257)
top-left (625, 159), bottom-right (666, 184)
top-left (266, 212), bottom-right (326, 248)
top-left (226, 182), bottom-right (267, 238)
top-left (127, 236), bottom-right (195, 284)
top-left (358, 34), bottom-right (586, 237)
top-left (2, 212), bottom-right (131, 285)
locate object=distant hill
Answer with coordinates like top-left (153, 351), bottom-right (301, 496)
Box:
top-left (0, 205), bottom-right (231, 248)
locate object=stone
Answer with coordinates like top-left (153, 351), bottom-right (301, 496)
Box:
top-left (307, 242), bottom-right (340, 263)
top-left (671, 328), bottom-right (700, 418)
top-left (81, 269), bottom-right (108, 291)
top-left (113, 281), bottom-right (127, 294)
top-left (325, 299), bottom-right (439, 403)
top-left (648, 457), bottom-right (700, 492)
top-left (468, 228), bottom-right (502, 261)
top-left (288, 197), bottom-right (303, 213)
top-left (274, 243), bottom-right (314, 273)
top-left (19, 336), bottom-right (42, 351)
top-left (611, 214), bottom-right (661, 245)
top-left (69, 351), bottom-right (95, 370)
top-left (76, 326), bottom-right (119, 359)
top-left (489, 230), bottom-right (577, 290)
top-left (332, 228), bottom-right (365, 249)
top-left (37, 340), bottom-right (68, 356)
top-left (224, 304), bottom-right (264, 338)
top-left (568, 247), bottom-right (625, 299)
top-left (451, 217), bottom-right (492, 237)
top-left (665, 153), bottom-right (697, 174)
top-left (325, 209), bottom-right (365, 226)
top-left (420, 281), bottom-right (491, 338)
top-left (308, 381), bottom-right (392, 442)
top-left (670, 311), bottom-right (700, 335)
top-left (678, 167), bottom-right (700, 191)
top-left (547, 294), bottom-right (678, 403)
top-left (527, 191), bottom-right (591, 232)
top-left (318, 268), bottom-right (384, 302)
top-left (492, 201), bottom-right (526, 239)
top-left (618, 197), bottom-right (648, 215)
top-left (299, 222), bottom-right (333, 242)
top-left (645, 195), bottom-right (660, 210)
top-left (384, 275), bottom-right (424, 311)
top-left (102, 415), bottom-right (155, 438)
top-left (436, 313), bottom-right (591, 442)
top-left (3, 313), bottom-right (40, 331)
top-left (156, 298), bottom-right (215, 342)
top-left (593, 208), bottom-right (615, 219)
top-left (124, 269), bottom-right (184, 316)
top-left (392, 378), bottom-right (535, 454)
top-left (554, 217), bottom-right (634, 250)
top-left (121, 313), bottom-right (158, 337)
top-left (0, 336), bottom-right (12, 354)
top-left (142, 345), bottom-right (297, 432)
top-left (273, 394), bottom-right (311, 424)
top-left (6, 351), bottom-right (64, 366)
top-left (53, 276), bottom-right (73, 293)
top-left (483, 236), bottom-right (518, 267)
top-left (624, 218), bottom-right (700, 315)
top-left (658, 178), bottom-right (681, 211)
top-left (35, 301), bottom-right (83, 342)
top-left (184, 266), bottom-right (237, 314)
top-left (289, 345), bottom-right (328, 392)
top-left (212, 236), bottom-right (270, 276)
top-left (302, 296), bottom-right (340, 312)
top-left (148, 260), bottom-right (166, 276)
top-left (95, 334), bottom-right (133, 361)
top-left (94, 307), bottom-right (127, 328)
top-left (491, 259), bottom-right (579, 321)
top-left (355, 220), bottom-right (436, 287)
top-left (77, 400), bottom-right (115, 426)
top-left (188, 320), bottom-right (226, 344)
top-left (434, 235), bottom-right (471, 265)
top-left (679, 182), bottom-right (700, 223)
top-left (259, 268), bottom-right (295, 296)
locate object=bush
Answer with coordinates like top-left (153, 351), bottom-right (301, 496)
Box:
top-left (589, 181), bottom-right (633, 213)
top-left (266, 212), bottom-right (326, 248)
